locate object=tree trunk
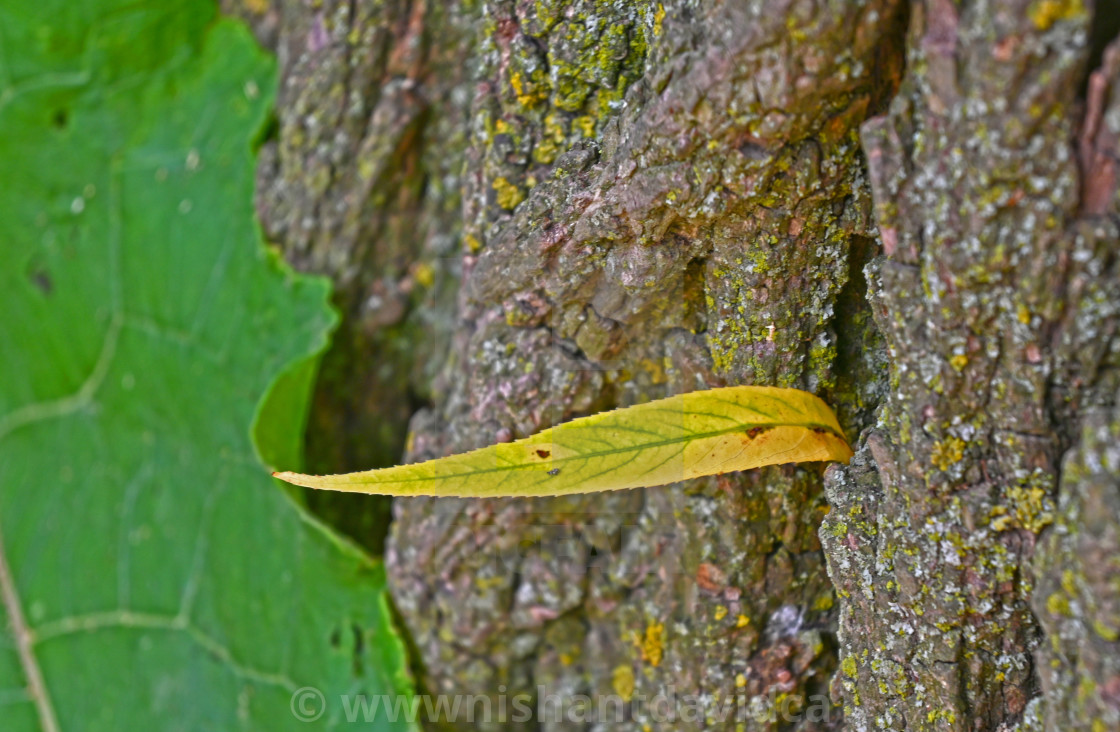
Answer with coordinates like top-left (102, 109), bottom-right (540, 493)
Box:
top-left (235, 0), bottom-right (1120, 728)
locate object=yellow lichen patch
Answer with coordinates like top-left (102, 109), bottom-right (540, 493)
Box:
top-left (735, 673), bottom-right (747, 688)
top-left (1007, 482), bottom-right (1054, 533)
top-left (612, 665), bottom-right (636, 701)
top-left (636, 357), bottom-right (667, 385)
top-left (989, 506), bottom-right (1014, 532)
top-left (1093, 619), bottom-right (1120, 642)
top-left (927, 710), bottom-right (957, 725)
top-left (992, 481), bottom-right (1055, 533)
top-left (492, 177), bottom-right (525, 211)
top-left (475, 575), bottom-right (506, 590)
top-left (949, 354), bottom-right (968, 372)
top-left (573, 115), bottom-right (596, 138)
top-left (930, 437), bottom-right (965, 471)
top-left (1028, 0), bottom-right (1085, 30)
top-left (509, 70), bottom-right (548, 108)
top-left (713, 605), bottom-right (728, 621)
top-left (841, 655), bottom-right (858, 678)
top-left (735, 614), bottom-right (750, 628)
top-left (653, 3), bottom-right (666, 35)
top-left (639, 620), bottom-right (665, 667)
top-left (1061, 569), bottom-right (1077, 595)
top-left (1046, 591), bottom-right (1070, 617)
top-left (413, 262), bottom-right (434, 288)
top-left (1017, 302), bottom-right (1032, 325)
top-left (1078, 676), bottom-right (1096, 703)
top-left (462, 233), bottom-right (482, 253)
top-left (532, 113), bottom-right (568, 165)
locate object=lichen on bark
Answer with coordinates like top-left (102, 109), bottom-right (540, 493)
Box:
top-left (1027, 38), bottom-right (1120, 732)
top-left (246, 0), bottom-right (1120, 729)
top-left (823, 2), bottom-right (1120, 729)
top-left (386, 1), bottom-right (906, 729)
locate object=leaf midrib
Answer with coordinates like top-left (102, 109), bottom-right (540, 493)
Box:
top-left (331, 418), bottom-right (843, 485)
top-left (0, 517), bottom-right (61, 732)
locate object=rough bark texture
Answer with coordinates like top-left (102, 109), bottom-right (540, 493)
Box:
top-left (227, 0), bottom-right (475, 546)
top-left (823, 4), bottom-right (1120, 729)
top-left (235, 0), bottom-right (1120, 729)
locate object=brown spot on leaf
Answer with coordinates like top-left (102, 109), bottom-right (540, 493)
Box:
top-left (536, 449), bottom-right (550, 458)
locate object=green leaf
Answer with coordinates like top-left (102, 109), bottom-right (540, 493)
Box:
top-left (0, 3), bottom-right (414, 730)
top-left (277, 386), bottom-right (853, 497)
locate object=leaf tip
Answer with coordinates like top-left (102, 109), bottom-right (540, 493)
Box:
top-left (272, 470), bottom-right (303, 485)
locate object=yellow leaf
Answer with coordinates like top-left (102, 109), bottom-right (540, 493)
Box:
top-left (273, 386), bottom-right (852, 497)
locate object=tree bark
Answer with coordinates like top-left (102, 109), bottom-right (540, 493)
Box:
top-left (824, 5), bottom-right (1120, 729)
top-left (239, 0), bottom-right (1120, 729)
